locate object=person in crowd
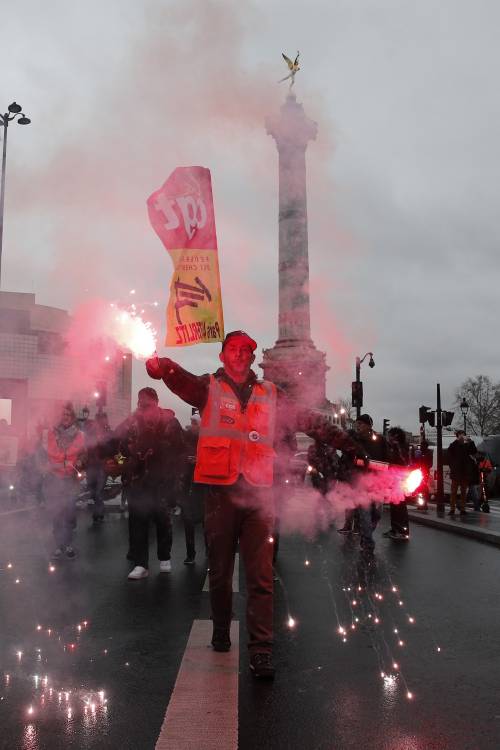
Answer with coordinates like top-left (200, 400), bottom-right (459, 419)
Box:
top-left (337, 414), bottom-right (388, 557)
top-left (180, 414), bottom-right (204, 565)
top-left (447, 430), bottom-right (477, 518)
top-left (383, 426), bottom-right (411, 540)
top-left (111, 388), bottom-right (184, 579)
top-left (146, 332), bottom-right (356, 679)
top-left (83, 411), bottom-right (111, 523)
top-left (271, 428), bottom-right (297, 563)
top-left (477, 453), bottom-right (492, 512)
top-left (468, 451), bottom-right (492, 512)
top-left (15, 423), bottom-right (47, 507)
top-left (303, 418), bottom-right (346, 531)
top-left (45, 403), bottom-right (86, 560)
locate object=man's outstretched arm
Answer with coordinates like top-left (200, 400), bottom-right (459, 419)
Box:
top-left (146, 357), bottom-right (210, 411)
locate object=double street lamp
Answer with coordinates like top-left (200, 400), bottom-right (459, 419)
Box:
top-left (460, 396), bottom-right (469, 433)
top-left (353, 351), bottom-right (375, 420)
top-left (0, 101), bottom-right (31, 288)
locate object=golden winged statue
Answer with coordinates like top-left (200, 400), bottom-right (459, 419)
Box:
top-left (279, 51), bottom-right (300, 88)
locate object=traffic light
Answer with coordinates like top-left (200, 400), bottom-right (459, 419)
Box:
top-left (383, 418), bottom-right (390, 436)
top-left (441, 410), bottom-right (454, 427)
top-left (419, 405), bottom-right (434, 426)
top-left (352, 381), bottom-right (363, 409)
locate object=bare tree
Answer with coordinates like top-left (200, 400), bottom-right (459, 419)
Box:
top-left (336, 397), bottom-right (356, 428)
top-left (454, 375), bottom-right (500, 436)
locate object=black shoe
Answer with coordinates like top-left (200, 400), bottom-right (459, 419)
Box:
top-left (184, 555), bottom-right (196, 565)
top-left (447, 510), bottom-right (455, 516)
top-left (250, 652), bottom-right (275, 679)
top-left (51, 547), bottom-right (64, 561)
top-left (481, 504), bottom-right (490, 513)
top-left (92, 514), bottom-right (104, 523)
top-left (65, 546), bottom-right (77, 560)
top-left (211, 627), bottom-right (231, 652)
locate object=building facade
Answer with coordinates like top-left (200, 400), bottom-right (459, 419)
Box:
top-left (0, 291), bottom-right (132, 445)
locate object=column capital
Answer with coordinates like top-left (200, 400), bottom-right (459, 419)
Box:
top-left (266, 93), bottom-right (318, 151)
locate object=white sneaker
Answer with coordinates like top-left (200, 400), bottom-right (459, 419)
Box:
top-left (128, 566), bottom-right (149, 580)
top-left (159, 560), bottom-right (172, 573)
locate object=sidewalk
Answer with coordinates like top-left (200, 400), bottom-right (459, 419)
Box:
top-left (408, 499), bottom-right (500, 547)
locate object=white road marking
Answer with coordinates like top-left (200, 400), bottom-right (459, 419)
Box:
top-left (0, 505), bottom-right (36, 517)
top-left (203, 553), bottom-right (239, 593)
top-left (155, 619), bottom-right (239, 750)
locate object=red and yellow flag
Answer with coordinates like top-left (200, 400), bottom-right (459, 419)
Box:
top-left (147, 166), bottom-right (224, 346)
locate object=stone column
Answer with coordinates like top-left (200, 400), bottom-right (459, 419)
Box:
top-left (268, 92), bottom-right (316, 344)
top-left (261, 93), bottom-right (329, 409)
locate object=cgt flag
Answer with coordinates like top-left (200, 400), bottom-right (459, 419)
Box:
top-left (147, 166), bottom-right (224, 346)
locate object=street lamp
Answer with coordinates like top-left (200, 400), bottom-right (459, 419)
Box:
top-left (353, 352), bottom-right (375, 420)
top-left (460, 396), bottom-right (469, 433)
top-left (0, 101), bottom-right (31, 288)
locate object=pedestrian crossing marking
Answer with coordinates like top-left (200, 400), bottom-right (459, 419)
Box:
top-left (155, 619), bottom-right (239, 750)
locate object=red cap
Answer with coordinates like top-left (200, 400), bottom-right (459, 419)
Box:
top-left (221, 330), bottom-right (257, 351)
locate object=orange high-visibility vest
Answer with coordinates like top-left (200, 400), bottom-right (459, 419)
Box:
top-left (194, 376), bottom-right (277, 487)
top-left (47, 429), bottom-right (85, 478)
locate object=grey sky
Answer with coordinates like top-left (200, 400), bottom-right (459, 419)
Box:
top-left (2, 0), bottom-right (499, 430)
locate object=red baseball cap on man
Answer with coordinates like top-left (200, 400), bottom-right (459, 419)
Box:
top-left (221, 330), bottom-right (257, 352)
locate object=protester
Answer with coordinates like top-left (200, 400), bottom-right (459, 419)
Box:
top-left (146, 330), bottom-right (299, 679)
top-left (302, 417), bottom-right (352, 531)
top-left (271, 428), bottom-right (297, 563)
top-left (384, 426), bottom-right (410, 540)
top-left (477, 453), bottom-right (492, 512)
top-left (468, 451), bottom-right (492, 512)
top-left (110, 388), bottom-right (184, 579)
top-left (45, 403), bottom-right (86, 560)
top-left (83, 411), bottom-right (111, 523)
top-left (338, 414), bottom-right (388, 556)
top-left (180, 414), bottom-right (204, 565)
top-left (447, 430), bottom-right (477, 517)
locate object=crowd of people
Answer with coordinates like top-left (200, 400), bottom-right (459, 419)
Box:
top-left (9, 330), bottom-right (495, 680)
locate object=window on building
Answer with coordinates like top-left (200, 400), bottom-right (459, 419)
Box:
top-left (0, 398), bottom-right (12, 429)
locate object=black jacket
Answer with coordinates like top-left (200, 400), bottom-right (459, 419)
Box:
top-left (447, 439), bottom-right (477, 482)
top-left (111, 408), bottom-right (185, 485)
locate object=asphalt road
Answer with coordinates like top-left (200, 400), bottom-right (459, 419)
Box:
top-left (0, 500), bottom-right (499, 750)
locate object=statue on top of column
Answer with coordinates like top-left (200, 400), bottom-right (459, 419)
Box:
top-left (279, 51), bottom-right (300, 89)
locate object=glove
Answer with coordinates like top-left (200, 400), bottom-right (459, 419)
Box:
top-left (146, 356), bottom-right (165, 379)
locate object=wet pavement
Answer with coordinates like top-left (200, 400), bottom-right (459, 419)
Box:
top-left (1, 498), bottom-right (499, 750)
top-left (408, 498), bottom-right (500, 546)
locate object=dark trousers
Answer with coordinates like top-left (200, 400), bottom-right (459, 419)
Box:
top-left (390, 500), bottom-right (409, 535)
top-left (450, 480), bottom-right (468, 511)
top-left (44, 475), bottom-right (79, 548)
top-left (204, 479), bottom-right (274, 655)
top-left (181, 470), bottom-right (205, 558)
top-left (86, 464), bottom-right (107, 516)
top-left (128, 485), bottom-right (172, 568)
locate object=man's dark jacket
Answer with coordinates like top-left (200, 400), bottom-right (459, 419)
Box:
top-left (447, 439), bottom-right (477, 482)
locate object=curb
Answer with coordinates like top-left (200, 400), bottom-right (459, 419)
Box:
top-left (408, 509), bottom-right (500, 548)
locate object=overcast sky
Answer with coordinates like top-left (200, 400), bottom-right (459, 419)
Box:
top-left (2, 0), bottom-right (499, 431)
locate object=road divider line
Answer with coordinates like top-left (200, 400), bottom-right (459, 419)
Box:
top-left (155, 619), bottom-right (239, 750)
top-left (0, 505), bottom-right (36, 517)
top-left (203, 553), bottom-right (239, 593)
